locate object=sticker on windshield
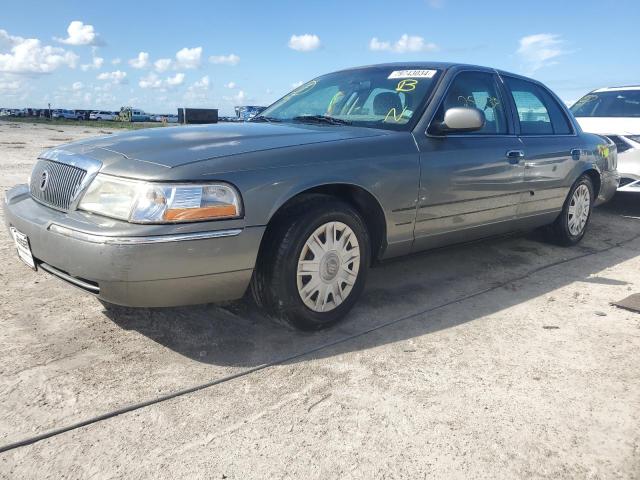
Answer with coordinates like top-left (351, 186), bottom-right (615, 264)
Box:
top-left (388, 69), bottom-right (437, 79)
top-left (384, 107), bottom-right (409, 123)
top-left (396, 79), bottom-right (418, 92)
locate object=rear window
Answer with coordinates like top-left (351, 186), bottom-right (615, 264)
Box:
top-left (570, 90), bottom-right (640, 117)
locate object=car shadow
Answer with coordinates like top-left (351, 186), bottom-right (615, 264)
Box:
top-left (105, 193), bottom-right (640, 368)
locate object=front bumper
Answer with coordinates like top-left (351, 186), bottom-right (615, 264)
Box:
top-left (3, 185), bottom-right (265, 307)
top-left (617, 147), bottom-right (640, 193)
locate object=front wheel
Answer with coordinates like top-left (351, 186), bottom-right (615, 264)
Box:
top-left (550, 174), bottom-right (594, 246)
top-left (252, 196), bottom-right (370, 330)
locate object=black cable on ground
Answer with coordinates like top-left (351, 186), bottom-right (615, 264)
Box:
top-left (1, 232), bottom-right (638, 455)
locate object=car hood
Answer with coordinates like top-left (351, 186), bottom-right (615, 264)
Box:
top-left (60, 122), bottom-right (388, 172)
top-left (575, 117), bottom-right (640, 135)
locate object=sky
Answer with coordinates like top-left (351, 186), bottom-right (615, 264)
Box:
top-left (1, 0), bottom-right (639, 115)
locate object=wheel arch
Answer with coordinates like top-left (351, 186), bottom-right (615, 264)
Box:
top-left (262, 182), bottom-right (388, 265)
top-left (580, 167), bottom-right (601, 198)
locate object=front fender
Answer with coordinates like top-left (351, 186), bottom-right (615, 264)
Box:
top-left (203, 134), bottom-right (421, 250)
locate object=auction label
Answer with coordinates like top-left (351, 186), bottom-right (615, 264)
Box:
top-left (388, 70), bottom-right (437, 79)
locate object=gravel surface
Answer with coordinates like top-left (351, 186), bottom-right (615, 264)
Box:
top-left (0, 121), bottom-right (639, 479)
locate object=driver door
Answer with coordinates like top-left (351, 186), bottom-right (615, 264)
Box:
top-left (413, 70), bottom-right (525, 250)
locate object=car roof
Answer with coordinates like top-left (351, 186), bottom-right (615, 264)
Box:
top-left (592, 85), bottom-right (640, 92)
top-left (332, 61), bottom-right (522, 79)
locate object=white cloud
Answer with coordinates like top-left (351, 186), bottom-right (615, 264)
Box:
top-left (128, 51), bottom-right (150, 69)
top-left (72, 81), bottom-right (84, 91)
top-left (209, 53), bottom-right (240, 65)
top-left (192, 75), bottom-right (209, 89)
top-left (184, 75), bottom-right (210, 102)
top-left (225, 81), bottom-right (236, 89)
top-left (97, 70), bottom-right (127, 84)
top-left (233, 90), bottom-right (246, 103)
top-left (0, 29), bottom-right (78, 74)
top-left (369, 34), bottom-right (438, 53)
top-left (175, 47), bottom-right (202, 69)
top-left (138, 72), bottom-right (162, 89)
top-left (111, 57), bottom-right (121, 65)
top-left (139, 72), bottom-right (185, 89)
top-left (291, 81), bottom-right (304, 89)
top-left (81, 55), bottom-right (104, 71)
top-left (0, 76), bottom-right (21, 93)
top-left (288, 34), bottom-right (321, 52)
top-left (517, 33), bottom-right (566, 72)
top-left (166, 72), bottom-right (185, 86)
top-left (55, 21), bottom-right (102, 46)
top-left (154, 58), bottom-right (172, 72)
top-left (223, 89), bottom-right (247, 105)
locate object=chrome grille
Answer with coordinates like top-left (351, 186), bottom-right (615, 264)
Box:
top-left (29, 159), bottom-right (87, 211)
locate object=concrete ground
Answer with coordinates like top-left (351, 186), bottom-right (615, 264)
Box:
top-left (0, 121), bottom-right (639, 479)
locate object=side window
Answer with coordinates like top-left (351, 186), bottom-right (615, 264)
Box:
top-left (432, 71), bottom-right (508, 135)
top-left (505, 77), bottom-right (572, 135)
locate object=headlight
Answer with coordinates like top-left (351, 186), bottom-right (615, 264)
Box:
top-left (78, 174), bottom-right (242, 223)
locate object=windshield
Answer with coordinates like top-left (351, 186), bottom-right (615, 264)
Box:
top-left (256, 67), bottom-right (442, 130)
top-left (570, 90), bottom-right (640, 117)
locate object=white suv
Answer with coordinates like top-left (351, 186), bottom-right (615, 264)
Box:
top-left (89, 111), bottom-right (117, 121)
top-left (571, 86), bottom-right (640, 192)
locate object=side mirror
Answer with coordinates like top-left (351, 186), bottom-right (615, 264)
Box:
top-left (433, 107), bottom-right (485, 134)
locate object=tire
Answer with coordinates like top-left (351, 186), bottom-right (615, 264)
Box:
top-left (251, 195), bottom-right (370, 330)
top-left (549, 174), bottom-right (594, 246)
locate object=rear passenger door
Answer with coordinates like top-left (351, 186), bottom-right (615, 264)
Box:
top-left (502, 76), bottom-right (578, 218)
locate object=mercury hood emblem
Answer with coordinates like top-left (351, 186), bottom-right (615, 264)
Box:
top-left (39, 170), bottom-right (49, 191)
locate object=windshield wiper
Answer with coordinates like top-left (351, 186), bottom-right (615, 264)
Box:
top-left (250, 115), bottom-right (283, 123)
top-left (292, 115), bottom-right (351, 126)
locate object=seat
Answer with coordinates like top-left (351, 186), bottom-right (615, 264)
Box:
top-left (373, 92), bottom-right (403, 116)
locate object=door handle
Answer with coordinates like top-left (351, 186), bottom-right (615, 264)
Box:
top-left (506, 150), bottom-right (525, 164)
top-left (570, 148), bottom-right (581, 159)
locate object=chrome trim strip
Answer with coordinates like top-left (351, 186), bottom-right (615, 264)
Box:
top-left (48, 224), bottom-right (243, 245)
top-left (39, 263), bottom-right (100, 293)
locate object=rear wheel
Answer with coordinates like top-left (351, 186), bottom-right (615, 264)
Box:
top-left (252, 196), bottom-right (370, 330)
top-left (549, 174), bottom-right (594, 246)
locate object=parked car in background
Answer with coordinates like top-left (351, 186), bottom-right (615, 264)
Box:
top-left (90, 111), bottom-right (117, 121)
top-left (52, 109), bottom-right (83, 120)
top-left (571, 86), bottom-right (640, 193)
top-left (0, 109), bottom-right (10, 116)
top-left (235, 105), bottom-right (266, 121)
top-left (149, 114), bottom-right (179, 123)
top-left (131, 109), bottom-right (150, 122)
top-left (3, 62), bottom-right (619, 330)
